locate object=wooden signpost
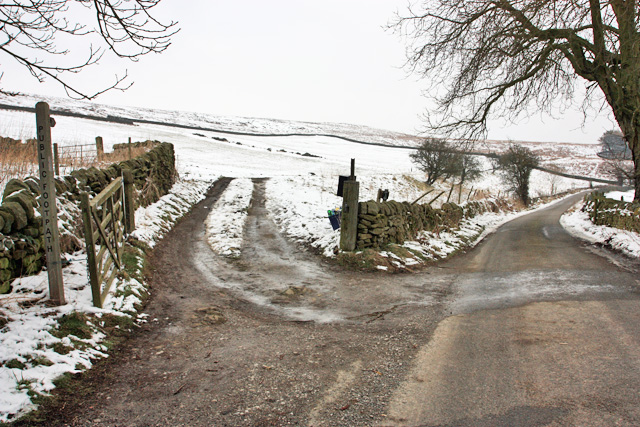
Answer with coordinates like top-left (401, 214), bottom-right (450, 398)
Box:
top-left (36, 102), bottom-right (65, 305)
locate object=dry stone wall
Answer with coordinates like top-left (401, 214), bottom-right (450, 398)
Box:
top-left (356, 199), bottom-right (504, 250)
top-left (0, 141), bottom-right (176, 293)
top-left (583, 192), bottom-right (640, 233)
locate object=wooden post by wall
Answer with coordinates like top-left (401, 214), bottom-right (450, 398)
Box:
top-left (428, 191), bottom-right (445, 206)
top-left (123, 169), bottom-right (136, 234)
top-left (446, 184), bottom-right (455, 203)
top-left (128, 137), bottom-right (132, 159)
top-left (340, 181), bottom-right (359, 251)
top-left (53, 143), bottom-right (60, 176)
top-left (340, 159), bottom-right (359, 252)
top-left (412, 189), bottom-right (434, 205)
top-left (96, 136), bottom-right (104, 161)
top-left (35, 102), bottom-right (65, 305)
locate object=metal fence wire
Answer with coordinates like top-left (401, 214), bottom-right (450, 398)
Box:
top-left (58, 143), bottom-right (98, 166)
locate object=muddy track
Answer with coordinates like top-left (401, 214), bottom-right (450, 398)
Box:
top-left (30, 178), bottom-right (449, 427)
top-left (21, 179), bottom-right (640, 426)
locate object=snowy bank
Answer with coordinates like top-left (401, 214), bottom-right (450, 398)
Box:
top-left (561, 202), bottom-right (640, 259)
top-left (0, 178), bottom-right (212, 422)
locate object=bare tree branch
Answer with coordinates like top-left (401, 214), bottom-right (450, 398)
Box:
top-left (392, 0), bottom-right (640, 200)
top-left (0, 0), bottom-right (178, 99)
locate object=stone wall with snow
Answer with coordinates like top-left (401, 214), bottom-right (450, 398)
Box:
top-left (582, 193), bottom-right (640, 233)
top-left (0, 142), bottom-right (176, 294)
top-left (356, 199), bottom-right (507, 250)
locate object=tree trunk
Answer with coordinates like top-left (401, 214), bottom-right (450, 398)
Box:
top-left (633, 142), bottom-right (640, 202)
top-left (593, 0), bottom-right (640, 201)
top-left (611, 116), bottom-right (640, 202)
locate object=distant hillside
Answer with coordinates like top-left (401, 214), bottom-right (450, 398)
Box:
top-left (0, 93), bottom-right (423, 148)
top-left (0, 92), bottom-right (613, 181)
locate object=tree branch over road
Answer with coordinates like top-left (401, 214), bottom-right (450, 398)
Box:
top-left (392, 0), bottom-right (640, 201)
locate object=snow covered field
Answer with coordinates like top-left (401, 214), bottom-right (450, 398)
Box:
top-left (0, 94), bottom-right (638, 421)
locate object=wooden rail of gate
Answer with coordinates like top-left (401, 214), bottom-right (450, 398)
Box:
top-left (81, 170), bottom-right (135, 308)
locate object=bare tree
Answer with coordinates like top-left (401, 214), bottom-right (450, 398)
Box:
top-left (497, 144), bottom-right (540, 206)
top-left (456, 155), bottom-right (483, 188)
top-left (410, 137), bottom-right (461, 185)
top-left (0, 0), bottom-right (179, 99)
top-left (393, 0), bottom-right (640, 201)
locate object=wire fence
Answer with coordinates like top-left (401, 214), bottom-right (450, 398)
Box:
top-left (57, 143), bottom-right (99, 169)
top-left (1, 137), bottom-right (152, 194)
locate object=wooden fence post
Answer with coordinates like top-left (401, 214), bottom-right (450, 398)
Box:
top-left (446, 184), bottom-right (455, 203)
top-left (412, 189), bottom-right (434, 205)
top-left (35, 102), bottom-right (65, 305)
top-left (96, 136), bottom-right (104, 161)
top-left (81, 192), bottom-right (101, 307)
top-left (53, 143), bottom-right (60, 176)
top-left (428, 191), bottom-right (445, 206)
top-left (123, 169), bottom-right (135, 234)
top-left (128, 137), bottom-right (132, 159)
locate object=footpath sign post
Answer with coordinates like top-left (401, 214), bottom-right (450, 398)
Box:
top-left (36, 102), bottom-right (65, 305)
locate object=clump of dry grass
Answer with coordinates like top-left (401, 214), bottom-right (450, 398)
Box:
top-left (0, 138), bottom-right (38, 191)
top-left (102, 146), bottom-right (149, 163)
top-left (1, 137), bottom-right (152, 193)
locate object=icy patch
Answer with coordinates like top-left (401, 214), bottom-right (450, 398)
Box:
top-left (451, 269), bottom-right (619, 314)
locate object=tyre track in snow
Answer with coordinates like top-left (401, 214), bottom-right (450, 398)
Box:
top-left (34, 177), bottom-right (450, 427)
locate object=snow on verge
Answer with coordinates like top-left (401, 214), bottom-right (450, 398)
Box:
top-left (561, 202), bottom-right (640, 259)
top-left (402, 209), bottom-right (521, 263)
top-left (205, 178), bottom-right (254, 257)
top-left (132, 180), bottom-right (212, 247)
top-left (0, 178), bottom-right (212, 422)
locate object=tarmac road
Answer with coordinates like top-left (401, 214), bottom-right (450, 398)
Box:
top-left (386, 193), bottom-right (640, 426)
top-left (29, 185), bottom-right (640, 427)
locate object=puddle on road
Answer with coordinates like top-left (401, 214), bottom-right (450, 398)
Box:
top-left (191, 233), bottom-right (347, 323)
top-left (450, 269), bottom-right (630, 314)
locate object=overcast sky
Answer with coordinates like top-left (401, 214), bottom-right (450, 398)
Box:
top-left (1, 0), bottom-right (620, 143)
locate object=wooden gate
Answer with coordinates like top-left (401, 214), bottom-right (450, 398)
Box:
top-left (81, 171), bottom-right (135, 308)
